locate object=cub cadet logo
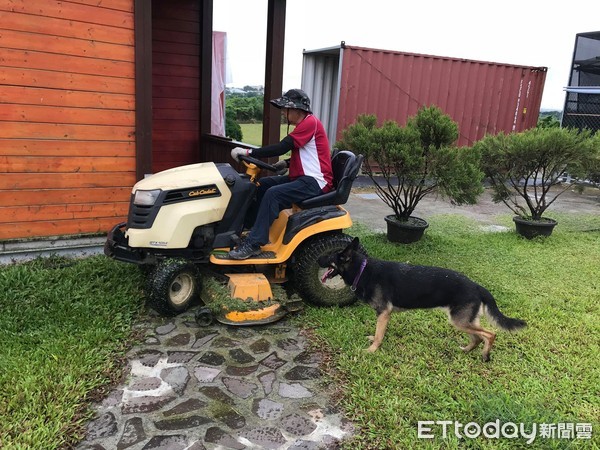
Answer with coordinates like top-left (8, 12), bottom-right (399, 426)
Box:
top-left (188, 187), bottom-right (218, 197)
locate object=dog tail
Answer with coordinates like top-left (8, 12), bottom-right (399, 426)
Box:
top-left (479, 286), bottom-right (527, 331)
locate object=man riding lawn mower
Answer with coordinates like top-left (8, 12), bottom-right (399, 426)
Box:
top-left (104, 90), bottom-right (365, 325)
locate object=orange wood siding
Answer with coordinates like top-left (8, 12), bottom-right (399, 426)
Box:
top-left (152, 0), bottom-right (200, 173)
top-left (0, 0), bottom-right (136, 240)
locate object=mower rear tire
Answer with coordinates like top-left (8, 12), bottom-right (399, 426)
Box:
top-left (148, 258), bottom-right (200, 316)
top-left (292, 233), bottom-right (366, 307)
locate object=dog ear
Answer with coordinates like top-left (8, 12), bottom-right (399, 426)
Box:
top-left (340, 237), bottom-right (358, 262)
top-left (340, 241), bottom-right (352, 258)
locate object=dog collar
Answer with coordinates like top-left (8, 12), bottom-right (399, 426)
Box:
top-left (351, 259), bottom-right (367, 291)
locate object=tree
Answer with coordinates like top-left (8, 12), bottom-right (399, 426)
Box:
top-left (337, 106), bottom-right (484, 221)
top-left (475, 127), bottom-right (600, 220)
top-left (225, 109), bottom-right (242, 141)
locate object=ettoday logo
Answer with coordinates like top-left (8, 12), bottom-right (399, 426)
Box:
top-left (418, 421), bottom-right (593, 444)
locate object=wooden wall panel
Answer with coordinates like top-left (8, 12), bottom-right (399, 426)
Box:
top-left (1, 29), bottom-right (134, 61)
top-left (0, 217), bottom-right (128, 240)
top-left (151, 0), bottom-right (200, 173)
top-left (2, 48), bottom-right (134, 77)
top-left (0, 188), bottom-right (132, 206)
top-left (0, 172), bottom-right (137, 189)
top-left (0, 105), bottom-right (134, 126)
top-left (0, 140), bottom-right (135, 157)
top-left (1, 203), bottom-right (130, 223)
top-left (0, 122), bottom-right (134, 140)
top-left (0, 0), bottom-right (135, 241)
top-left (1, 0), bottom-right (134, 29)
top-left (0, 8), bottom-right (134, 45)
top-left (0, 67), bottom-right (134, 94)
top-left (72, 0), bottom-right (133, 12)
top-left (1, 86), bottom-right (134, 110)
top-left (0, 156), bottom-right (136, 173)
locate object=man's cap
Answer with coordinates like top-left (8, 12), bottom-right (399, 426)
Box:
top-left (270, 89), bottom-right (312, 113)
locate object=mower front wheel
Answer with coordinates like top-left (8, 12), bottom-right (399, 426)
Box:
top-left (292, 233), bottom-right (366, 307)
top-left (148, 259), bottom-right (200, 316)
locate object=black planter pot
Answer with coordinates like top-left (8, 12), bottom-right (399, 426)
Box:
top-left (384, 215), bottom-right (429, 243)
top-left (513, 216), bottom-right (558, 239)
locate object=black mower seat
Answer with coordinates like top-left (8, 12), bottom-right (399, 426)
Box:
top-left (296, 150), bottom-right (364, 209)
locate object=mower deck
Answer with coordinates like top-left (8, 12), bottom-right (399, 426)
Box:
top-left (211, 273), bottom-right (287, 326)
top-left (216, 305), bottom-right (288, 326)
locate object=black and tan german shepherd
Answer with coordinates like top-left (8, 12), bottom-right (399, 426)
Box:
top-left (318, 237), bottom-right (526, 361)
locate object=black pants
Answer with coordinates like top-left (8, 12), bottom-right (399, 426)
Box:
top-left (246, 175), bottom-right (322, 246)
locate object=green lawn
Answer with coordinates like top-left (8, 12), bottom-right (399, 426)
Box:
top-left (239, 122), bottom-right (290, 146)
top-left (0, 256), bottom-right (145, 449)
top-left (297, 215), bottom-right (600, 449)
top-left (0, 213), bottom-right (598, 448)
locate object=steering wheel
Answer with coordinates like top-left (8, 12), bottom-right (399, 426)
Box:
top-left (239, 154), bottom-right (278, 172)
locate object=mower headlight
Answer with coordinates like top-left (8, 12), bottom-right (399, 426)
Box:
top-left (133, 189), bottom-right (161, 206)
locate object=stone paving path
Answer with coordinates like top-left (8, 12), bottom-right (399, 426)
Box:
top-left (77, 308), bottom-right (353, 450)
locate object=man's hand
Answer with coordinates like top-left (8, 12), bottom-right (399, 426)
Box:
top-left (231, 147), bottom-right (249, 162)
top-left (273, 159), bottom-right (288, 175)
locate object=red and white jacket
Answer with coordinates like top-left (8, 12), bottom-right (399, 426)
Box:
top-left (288, 114), bottom-right (334, 192)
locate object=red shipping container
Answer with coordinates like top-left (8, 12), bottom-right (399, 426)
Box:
top-left (301, 43), bottom-right (547, 146)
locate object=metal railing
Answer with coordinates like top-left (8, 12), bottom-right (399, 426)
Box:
top-left (562, 91), bottom-right (600, 132)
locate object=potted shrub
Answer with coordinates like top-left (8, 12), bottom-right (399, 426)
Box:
top-left (474, 126), bottom-right (600, 239)
top-left (337, 106), bottom-right (484, 243)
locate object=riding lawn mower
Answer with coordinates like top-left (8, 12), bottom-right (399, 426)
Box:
top-left (104, 150), bottom-right (365, 326)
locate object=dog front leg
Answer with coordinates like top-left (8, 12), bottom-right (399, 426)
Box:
top-left (367, 307), bottom-right (392, 352)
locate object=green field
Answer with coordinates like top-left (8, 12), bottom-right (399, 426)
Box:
top-left (239, 123), bottom-right (290, 146)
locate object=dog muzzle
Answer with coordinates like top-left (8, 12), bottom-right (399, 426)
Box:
top-left (321, 267), bottom-right (337, 283)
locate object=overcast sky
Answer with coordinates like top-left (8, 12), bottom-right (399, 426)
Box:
top-left (214, 0), bottom-right (600, 110)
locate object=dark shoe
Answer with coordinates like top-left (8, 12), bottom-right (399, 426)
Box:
top-left (228, 241), bottom-right (262, 260)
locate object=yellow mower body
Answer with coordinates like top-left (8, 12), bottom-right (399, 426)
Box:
top-left (209, 205), bottom-right (352, 266)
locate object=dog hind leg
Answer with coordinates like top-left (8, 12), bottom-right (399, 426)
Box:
top-left (480, 328), bottom-right (496, 361)
top-left (449, 308), bottom-right (496, 362)
top-left (460, 334), bottom-right (483, 353)
top-left (367, 305), bottom-right (393, 352)
top-left (460, 307), bottom-right (483, 352)
top-left (457, 325), bottom-right (495, 362)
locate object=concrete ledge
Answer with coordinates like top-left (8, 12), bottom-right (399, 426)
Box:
top-left (0, 235), bottom-right (105, 265)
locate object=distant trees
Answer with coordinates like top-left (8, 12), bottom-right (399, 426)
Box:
top-left (537, 111), bottom-right (561, 128)
top-left (226, 95), bottom-right (263, 122)
top-left (225, 86), bottom-right (264, 123)
top-left (223, 89), bottom-right (264, 140)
